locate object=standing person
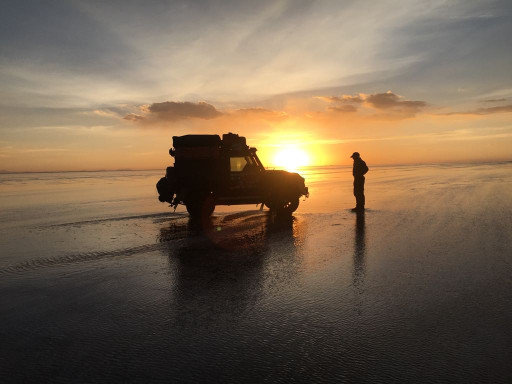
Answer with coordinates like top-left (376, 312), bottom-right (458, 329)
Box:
top-left (351, 152), bottom-right (368, 212)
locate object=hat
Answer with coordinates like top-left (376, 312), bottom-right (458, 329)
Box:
top-left (350, 152), bottom-right (360, 158)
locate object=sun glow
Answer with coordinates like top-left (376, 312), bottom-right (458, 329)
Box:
top-left (273, 146), bottom-right (311, 172)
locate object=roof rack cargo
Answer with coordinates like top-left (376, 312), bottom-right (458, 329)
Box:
top-left (172, 135), bottom-right (221, 148)
top-left (222, 133), bottom-right (247, 150)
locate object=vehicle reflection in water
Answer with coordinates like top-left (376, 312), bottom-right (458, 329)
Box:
top-left (158, 211), bottom-right (300, 326)
top-left (352, 212), bottom-right (366, 289)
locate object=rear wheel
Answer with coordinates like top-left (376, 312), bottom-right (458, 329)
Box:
top-left (186, 194), bottom-right (215, 218)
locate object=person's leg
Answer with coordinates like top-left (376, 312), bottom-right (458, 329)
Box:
top-left (354, 177), bottom-right (365, 209)
top-left (353, 180), bottom-right (360, 208)
top-left (360, 177), bottom-right (365, 208)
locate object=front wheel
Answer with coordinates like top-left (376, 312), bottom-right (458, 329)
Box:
top-left (266, 197), bottom-right (299, 216)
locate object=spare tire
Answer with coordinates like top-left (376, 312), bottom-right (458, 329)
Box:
top-left (156, 177), bottom-right (174, 203)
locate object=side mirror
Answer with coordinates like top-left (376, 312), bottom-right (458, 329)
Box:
top-left (169, 148), bottom-right (176, 157)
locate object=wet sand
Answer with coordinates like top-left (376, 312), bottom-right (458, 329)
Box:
top-left (1, 164), bottom-right (511, 383)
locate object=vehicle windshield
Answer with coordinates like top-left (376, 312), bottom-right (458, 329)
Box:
top-left (230, 157), bottom-right (248, 172)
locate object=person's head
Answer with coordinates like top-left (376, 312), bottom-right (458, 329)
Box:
top-left (350, 152), bottom-right (360, 160)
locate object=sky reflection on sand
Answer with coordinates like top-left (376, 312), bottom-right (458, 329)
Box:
top-left (0, 163), bottom-right (511, 382)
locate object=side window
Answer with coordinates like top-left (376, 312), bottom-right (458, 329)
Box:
top-left (230, 157), bottom-right (248, 172)
top-left (248, 155), bottom-right (259, 167)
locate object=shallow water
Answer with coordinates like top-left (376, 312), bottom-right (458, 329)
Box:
top-left (1, 163), bottom-right (511, 382)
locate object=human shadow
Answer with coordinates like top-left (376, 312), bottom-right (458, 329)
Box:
top-left (158, 211), bottom-right (299, 325)
top-left (353, 211), bottom-right (366, 289)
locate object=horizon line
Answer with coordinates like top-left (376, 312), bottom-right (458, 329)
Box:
top-left (1, 159), bottom-right (511, 175)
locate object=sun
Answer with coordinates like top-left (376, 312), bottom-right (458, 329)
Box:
top-left (273, 146), bottom-right (311, 172)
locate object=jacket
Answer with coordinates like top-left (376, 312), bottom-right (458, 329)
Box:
top-left (353, 158), bottom-right (369, 178)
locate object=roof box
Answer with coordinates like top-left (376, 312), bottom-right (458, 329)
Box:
top-left (172, 135), bottom-right (221, 148)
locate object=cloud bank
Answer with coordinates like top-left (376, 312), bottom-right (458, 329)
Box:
top-left (122, 92), bottom-right (511, 129)
top-left (123, 101), bottom-right (290, 126)
top-left (444, 104), bottom-right (512, 116)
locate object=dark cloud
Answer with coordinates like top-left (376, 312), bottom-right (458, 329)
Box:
top-left (123, 101), bottom-right (223, 123)
top-left (147, 101), bottom-right (222, 121)
top-left (365, 92), bottom-right (426, 112)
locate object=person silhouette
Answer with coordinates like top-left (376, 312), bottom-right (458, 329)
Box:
top-left (350, 152), bottom-right (369, 212)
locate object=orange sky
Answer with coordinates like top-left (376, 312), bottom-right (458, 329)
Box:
top-left (1, 1), bottom-right (511, 172)
top-left (2, 102), bottom-right (511, 172)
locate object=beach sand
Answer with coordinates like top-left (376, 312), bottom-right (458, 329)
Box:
top-left (1, 163), bottom-right (511, 382)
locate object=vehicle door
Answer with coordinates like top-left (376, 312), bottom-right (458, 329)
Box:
top-left (229, 155), bottom-right (262, 196)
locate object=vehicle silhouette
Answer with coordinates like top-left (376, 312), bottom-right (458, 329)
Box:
top-left (156, 133), bottom-right (309, 218)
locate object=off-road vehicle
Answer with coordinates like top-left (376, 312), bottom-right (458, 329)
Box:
top-left (156, 133), bottom-right (309, 218)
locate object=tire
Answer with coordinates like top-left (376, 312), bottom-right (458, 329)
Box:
top-left (156, 177), bottom-right (173, 203)
top-left (267, 197), bottom-right (299, 216)
top-left (186, 194), bottom-right (215, 218)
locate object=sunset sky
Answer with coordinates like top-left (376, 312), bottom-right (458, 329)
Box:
top-left (1, 0), bottom-right (511, 172)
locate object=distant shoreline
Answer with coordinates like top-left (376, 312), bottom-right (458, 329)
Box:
top-left (1, 160), bottom-right (511, 175)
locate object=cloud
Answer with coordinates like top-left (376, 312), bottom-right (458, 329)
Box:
top-left (444, 104), bottom-right (512, 116)
top-left (147, 101), bottom-right (223, 121)
top-left (475, 105), bottom-right (512, 114)
top-left (124, 101), bottom-right (223, 124)
top-left (365, 92), bottom-right (426, 112)
top-left (123, 101), bottom-right (292, 126)
top-left (123, 113), bottom-right (145, 122)
top-left (317, 95), bottom-right (364, 104)
top-left (327, 105), bottom-right (358, 113)
top-left (480, 98), bottom-right (507, 103)
top-left (342, 95), bottom-right (365, 104)
top-left (91, 109), bottom-right (120, 118)
top-left (320, 92), bottom-right (511, 118)
top-left (90, 105), bottom-right (138, 119)
top-left (318, 91), bottom-right (427, 117)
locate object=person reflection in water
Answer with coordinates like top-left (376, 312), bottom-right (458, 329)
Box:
top-left (350, 152), bottom-right (369, 212)
top-left (353, 211), bottom-right (366, 288)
